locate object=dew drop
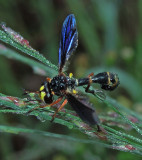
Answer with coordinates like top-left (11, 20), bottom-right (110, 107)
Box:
top-left (36, 115), bottom-right (46, 122)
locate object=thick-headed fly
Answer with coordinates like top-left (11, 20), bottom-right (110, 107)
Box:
top-left (27, 14), bottom-right (119, 130)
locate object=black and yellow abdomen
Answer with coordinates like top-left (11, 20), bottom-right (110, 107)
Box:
top-left (92, 72), bottom-right (119, 91)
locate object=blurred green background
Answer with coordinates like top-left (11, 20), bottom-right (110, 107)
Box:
top-left (0, 0), bottom-right (142, 159)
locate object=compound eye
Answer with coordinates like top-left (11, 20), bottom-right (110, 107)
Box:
top-left (60, 84), bottom-right (65, 90)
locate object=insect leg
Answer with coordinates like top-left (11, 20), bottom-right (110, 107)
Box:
top-left (97, 125), bottom-right (102, 132)
top-left (84, 73), bottom-right (106, 101)
top-left (22, 89), bottom-right (41, 102)
top-left (46, 77), bottom-right (52, 82)
top-left (85, 87), bottom-right (106, 101)
top-left (27, 97), bottom-right (63, 113)
top-left (22, 89), bottom-right (39, 96)
top-left (51, 99), bottom-right (68, 122)
top-left (44, 97), bottom-right (63, 107)
top-left (84, 72), bottom-right (94, 92)
top-left (88, 72), bottom-right (94, 78)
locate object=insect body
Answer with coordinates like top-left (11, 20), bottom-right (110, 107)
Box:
top-left (29, 14), bottom-right (120, 129)
top-left (40, 72), bottom-right (119, 104)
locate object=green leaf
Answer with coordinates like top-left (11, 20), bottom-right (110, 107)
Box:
top-left (0, 28), bottom-right (58, 71)
top-left (0, 24), bottom-right (142, 156)
top-left (0, 92), bottom-right (142, 155)
top-left (0, 44), bottom-right (58, 77)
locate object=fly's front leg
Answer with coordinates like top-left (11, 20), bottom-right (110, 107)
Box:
top-left (27, 97), bottom-right (63, 114)
top-left (22, 89), bottom-right (39, 97)
top-left (22, 89), bottom-right (41, 103)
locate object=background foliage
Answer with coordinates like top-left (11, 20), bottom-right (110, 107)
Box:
top-left (0, 0), bottom-right (142, 159)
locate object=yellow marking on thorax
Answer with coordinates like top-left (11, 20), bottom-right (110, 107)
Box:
top-left (75, 79), bottom-right (78, 86)
top-left (40, 85), bottom-right (44, 91)
top-left (40, 91), bottom-right (46, 101)
top-left (51, 91), bottom-right (55, 95)
top-left (72, 89), bottom-right (78, 94)
top-left (69, 73), bottom-right (73, 78)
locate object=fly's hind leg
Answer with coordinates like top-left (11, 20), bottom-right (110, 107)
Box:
top-left (84, 72), bottom-right (94, 93)
top-left (84, 73), bottom-right (106, 101)
top-left (85, 87), bottom-right (106, 101)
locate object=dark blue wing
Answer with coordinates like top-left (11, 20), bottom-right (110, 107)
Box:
top-left (59, 14), bottom-right (78, 72)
